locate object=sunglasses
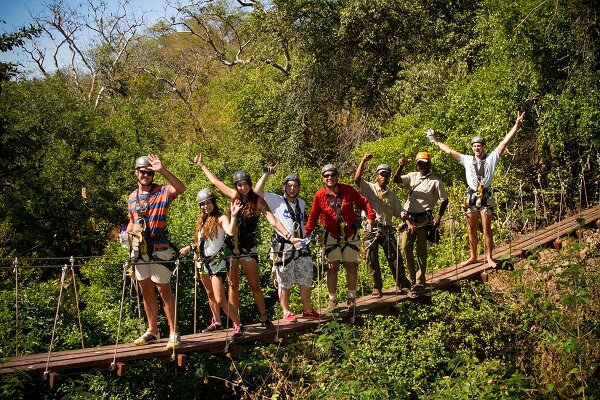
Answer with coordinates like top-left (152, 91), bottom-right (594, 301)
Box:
top-left (138, 169), bottom-right (155, 176)
top-left (199, 201), bottom-right (212, 207)
top-left (322, 173), bottom-right (337, 179)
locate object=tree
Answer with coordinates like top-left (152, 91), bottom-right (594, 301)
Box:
top-left (0, 22), bottom-right (41, 85)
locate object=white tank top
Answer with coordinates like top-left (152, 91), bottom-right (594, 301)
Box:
top-left (198, 225), bottom-right (225, 257)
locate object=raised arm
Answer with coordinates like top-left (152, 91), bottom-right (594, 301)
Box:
top-left (258, 197), bottom-right (299, 243)
top-left (148, 154), bottom-right (186, 198)
top-left (224, 202), bottom-right (243, 237)
top-left (496, 111), bottom-right (525, 156)
top-left (393, 157), bottom-right (410, 185)
top-left (428, 130), bottom-right (461, 162)
top-left (253, 163), bottom-right (277, 198)
top-left (354, 153), bottom-right (372, 186)
top-left (194, 153), bottom-right (237, 199)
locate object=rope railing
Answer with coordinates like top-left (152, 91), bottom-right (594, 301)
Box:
top-left (3, 194), bottom-right (598, 368)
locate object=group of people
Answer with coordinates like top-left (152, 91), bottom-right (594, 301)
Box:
top-left (125, 112), bottom-right (525, 349)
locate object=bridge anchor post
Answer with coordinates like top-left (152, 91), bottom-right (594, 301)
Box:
top-left (109, 361), bottom-right (127, 377)
top-left (43, 371), bottom-right (60, 389)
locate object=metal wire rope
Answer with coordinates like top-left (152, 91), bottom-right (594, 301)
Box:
top-left (111, 262), bottom-right (129, 369)
top-left (14, 258), bottom-right (19, 356)
top-left (69, 256), bottom-right (85, 349)
top-left (171, 259), bottom-right (180, 359)
top-left (44, 265), bottom-right (68, 375)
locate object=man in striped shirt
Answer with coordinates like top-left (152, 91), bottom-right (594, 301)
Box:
top-left (127, 154), bottom-right (186, 349)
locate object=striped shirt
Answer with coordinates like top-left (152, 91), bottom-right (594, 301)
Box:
top-left (128, 184), bottom-right (174, 248)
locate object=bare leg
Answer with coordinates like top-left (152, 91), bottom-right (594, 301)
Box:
top-left (481, 212), bottom-right (497, 268)
top-left (299, 285), bottom-right (313, 313)
top-left (200, 274), bottom-right (220, 324)
top-left (280, 287), bottom-right (292, 315)
top-left (344, 261), bottom-right (358, 292)
top-left (241, 259), bottom-right (268, 321)
top-left (327, 261), bottom-right (340, 298)
top-left (156, 282), bottom-right (176, 333)
top-left (212, 275), bottom-right (240, 325)
top-left (138, 278), bottom-right (159, 334)
top-left (228, 260), bottom-right (240, 312)
top-left (461, 211), bottom-right (481, 267)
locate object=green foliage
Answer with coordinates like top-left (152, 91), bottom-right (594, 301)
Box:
top-left (0, 22), bottom-right (41, 83)
top-left (1, 0), bottom-right (599, 397)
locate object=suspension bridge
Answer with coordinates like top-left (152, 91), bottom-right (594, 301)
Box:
top-left (2, 204), bottom-right (599, 388)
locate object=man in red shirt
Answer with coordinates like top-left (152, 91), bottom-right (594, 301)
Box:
top-left (305, 164), bottom-right (376, 309)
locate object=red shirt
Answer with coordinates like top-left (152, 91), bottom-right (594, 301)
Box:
top-left (305, 183), bottom-right (376, 239)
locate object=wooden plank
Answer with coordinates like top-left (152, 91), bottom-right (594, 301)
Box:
top-left (2, 205), bottom-right (599, 378)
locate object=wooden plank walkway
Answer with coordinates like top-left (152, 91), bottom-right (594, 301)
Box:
top-left (2, 205), bottom-right (599, 379)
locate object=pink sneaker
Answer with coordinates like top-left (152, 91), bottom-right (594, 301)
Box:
top-left (283, 312), bottom-right (297, 322)
top-left (232, 323), bottom-right (244, 338)
top-left (302, 310), bottom-right (325, 319)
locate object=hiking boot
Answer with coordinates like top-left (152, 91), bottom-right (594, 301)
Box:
top-left (232, 323), bottom-right (244, 338)
top-left (134, 329), bottom-right (160, 346)
top-left (372, 289), bottom-right (383, 298)
top-left (261, 319), bottom-right (275, 329)
top-left (166, 332), bottom-right (180, 350)
top-left (283, 312), bottom-right (297, 322)
top-left (202, 319), bottom-right (223, 333)
top-left (302, 310), bottom-right (325, 319)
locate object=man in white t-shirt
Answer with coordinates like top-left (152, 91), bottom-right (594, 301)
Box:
top-left (254, 168), bottom-right (324, 322)
top-left (431, 111), bottom-right (525, 268)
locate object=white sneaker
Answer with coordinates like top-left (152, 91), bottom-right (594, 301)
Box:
top-left (166, 332), bottom-right (180, 350)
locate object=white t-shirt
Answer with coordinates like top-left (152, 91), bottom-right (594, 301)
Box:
top-left (197, 225), bottom-right (225, 257)
top-left (459, 149), bottom-right (500, 191)
top-left (263, 191), bottom-right (307, 238)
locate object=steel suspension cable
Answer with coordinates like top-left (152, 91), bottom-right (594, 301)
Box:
top-left (111, 262), bottom-right (129, 368)
top-left (171, 259), bottom-right (180, 359)
top-left (45, 265), bottom-right (68, 375)
top-left (69, 256), bottom-right (85, 349)
top-left (193, 251), bottom-right (198, 335)
top-left (14, 257), bottom-right (19, 357)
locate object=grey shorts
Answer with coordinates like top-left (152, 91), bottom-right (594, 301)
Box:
top-left (276, 255), bottom-right (313, 290)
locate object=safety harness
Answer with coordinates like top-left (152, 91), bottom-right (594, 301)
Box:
top-left (193, 231), bottom-right (232, 276)
top-left (323, 193), bottom-right (359, 256)
top-left (271, 198), bottom-right (308, 265)
top-left (132, 185), bottom-right (179, 269)
top-left (464, 155), bottom-right (492, 211)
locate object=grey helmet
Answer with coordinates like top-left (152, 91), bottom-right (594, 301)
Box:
top-left (321, 164), bottom-right (338, 176)
top-left (197, 188), bottom-right (216, 204)
top-left (135, 156), bottom-right (151, 169)
top-left (375, 164), bottom-right (392, 174)
top-left (471, 136), bottom-right (486, 145)
top-left (283, 173), bottom-right (300, 186)
top-left (232, 170), bottom-right (251, 184)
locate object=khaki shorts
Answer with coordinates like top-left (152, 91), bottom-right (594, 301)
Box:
top-left (325, 232), bottom-right (359, 263)
top-left (134, 249), bottom-right (173, 284)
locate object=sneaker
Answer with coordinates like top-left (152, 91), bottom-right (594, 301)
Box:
top-left (134, 329), bottom-right (160, 345)
top-left (166, 332), bottom-right (180, 350)
top-left (328, 298), bottom-right (338, 309)
top-left (261, 319), bottom-right (275, 329)
top-left (302, 310), bottom-right (325, 319)
top-left (232, 323), bottom-right (244, 338)
top-left (372, 289), bottom-right (383, 298)
top-left (283, 312), bottom-right (297, 322)
top-left (202, 319), bottom-right (223, 333)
